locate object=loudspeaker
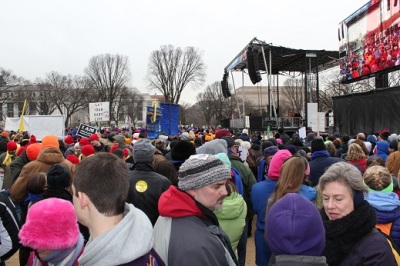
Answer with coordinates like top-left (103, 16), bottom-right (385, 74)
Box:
top-left (247, 46), bottom-right (262, 84)
top-left (221, 72), bottom-right (231, 98)
top-left (220, 118), bottom-right (230, 128)
top-left (250, 116), bottom-right (263, 131)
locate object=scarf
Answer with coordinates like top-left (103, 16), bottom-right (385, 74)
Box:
top-left (311, 150), bottom-right (330, 161)
top-left (321, 201), bottom-right (376, 266)
top-left (24, 193), bottom-right (43, 206)
top-left (2, 152), bottom-right (14, 166)
top-left (33, 234), bottom-right (84, 266)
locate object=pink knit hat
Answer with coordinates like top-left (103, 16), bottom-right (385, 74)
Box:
top-left (19, 198), bottom-right (79, 250)
top-left (268, 149), bottom-right (292, 181)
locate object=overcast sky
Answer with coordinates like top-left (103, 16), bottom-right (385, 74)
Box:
top-left (1, 0), bottom-right (367, 104)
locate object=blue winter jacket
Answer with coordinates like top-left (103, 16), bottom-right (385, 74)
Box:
top-left (309, 150), bottom-right (344, 187)
top-left (366, 191), bottom-right (400, 247)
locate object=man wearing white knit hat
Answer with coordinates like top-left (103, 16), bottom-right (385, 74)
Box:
top-left (153, 154), bottom-right (238, 266)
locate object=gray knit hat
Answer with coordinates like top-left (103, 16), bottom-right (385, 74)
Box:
top-left (178, 154), bottom-right (231, 191)
top-left (133, 139), bottom-right (155, 163)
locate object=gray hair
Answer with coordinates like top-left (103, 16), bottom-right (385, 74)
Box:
top-left (318, 162), bottom-right (368, 195)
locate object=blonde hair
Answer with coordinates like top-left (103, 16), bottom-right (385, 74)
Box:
top-left (346, 143), bottom-right (366, 161)
top-left (363, 165), bottom-right (391, 191)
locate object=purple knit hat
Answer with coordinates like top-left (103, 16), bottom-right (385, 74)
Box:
top-left (266, 193), bottom-right (325, 256)
top-left (264, 146), bottom-right (278, 158)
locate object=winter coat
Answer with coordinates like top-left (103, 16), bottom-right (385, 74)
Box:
top-left (309, 151), bottom-right (344, 187)
top-left (366, 191), bottom-right (400, 247)
top-left (127, 163), bottom-right (171, 225)
top-left (153, 186), bottom-right (238, 266)
top-left (386, 151), bottom-right (400, 177)
top-left (0, 193), bottom-right (20, 261)
top-left (272, 255), bottom-right (327, 266)
top-left (214, 189), bottom-right (247, 251)
top-left (153, 148), bottom-right (166, 167)
top-left (347, 158), bottom-right (367, 173)
top-left (11, 147), bottom-right (75, 202)
top-left (9, 149), bottom-right (30, 183)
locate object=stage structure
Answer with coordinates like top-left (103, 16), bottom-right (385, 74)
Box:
top-left (223, 37), bottom-right (338, 131)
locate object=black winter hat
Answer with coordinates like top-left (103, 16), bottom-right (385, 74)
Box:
top-left (47, 164), bottom-right (71, 189)
top-left (171, 140), bottom-right (196, 162)
top-left (311, 138), bottom-right (326, 153)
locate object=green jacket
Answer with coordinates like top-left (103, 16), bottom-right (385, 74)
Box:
top-left (228, 154), bottom-right (256, 216)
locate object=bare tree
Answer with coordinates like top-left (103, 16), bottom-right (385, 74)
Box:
top-left (84, 54), bottom-right (132, 124)
top-left (146, 45), bottom-right (206, 104)
top-left (282, 78), bottom-right (304, 114)
top-left (179, 102), bottom-right (193, 126)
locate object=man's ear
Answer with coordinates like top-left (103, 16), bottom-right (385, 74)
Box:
top-left (78, 192), bottom-right (90, 208)
top-left (186, 189), bottom-right (196, 198)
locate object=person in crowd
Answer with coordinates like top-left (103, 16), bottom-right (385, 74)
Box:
top-left (214, 153), bottom-right (247, 257)
top-left (367, 135), bottom-right (378, 156)
top-left (319, 162), bottom-right (397, 265)
top-left (309, 138), bottom-right (344, 187)
top-left (113, 134), bottom-right (133, 154)
top-left (11, 135), bottom-right (75, 265)
top-left (10, 143), bottom-right (42, 185)
top-left (257, 146), bottom-right (278, 182)
top-left (72, 153), bottom-right (163, 265)
top-left (325, 141), bottom-right (339, 158)
top-left (375, 140), bottom-right (390, 162)
top-left (170, 140), bottom-right (196, 172)
top-left (345, 143), bottom-right (367, 173)
top-left (341, 134), bottom-right (351, 156)
top-left (89, 133), bottom-right (109, 153)
top-left (353, 139), bottom-right (369, 157)
top-left (222, 136), bottom-right (256, 266)
top-left (387, 139), bottom-right (400, 177)
top-left (364, 165), bottom-right (400, 247)
top-left (265, 193), bottom-right (327, 265)
top-left (152, 138), bottom-right (167, 165)
top-left (266, 156), bottom-right (317, 212)
top-left (304, 132), bottom-right (315, 149)
top-left (63, 135), bottom-right (75, 151)
top-left (0, 141), bottom-right (18, 171)
top-left (0, 192), bottom-right (20, 265)
top-left (24, 172), bottom-right (46, 209)
top-left (356, 132), bottom-right (372, 154)
top-left (153, 154), bottom-right (238, 266)
top-left (19, 198), bottom-right (84, 266)
top-left (251, 149), bottom-right (292, 266)
top-left (367, 155), bottom-right (386, 168)
top-left (153, 160), bottom-right (179, 186)
top-left (79, 144), bottom-right (95, 161)
top-left (127, 139), bottom-right (171, 225)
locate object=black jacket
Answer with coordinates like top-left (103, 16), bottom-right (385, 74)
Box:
top-left (127, 163), bottom-right (171, 225)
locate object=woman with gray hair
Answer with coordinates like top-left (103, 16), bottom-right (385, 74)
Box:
top-left (319, 162), bottom-right (397, 265)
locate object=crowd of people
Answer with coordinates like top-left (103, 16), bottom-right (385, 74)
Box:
top-left (0, 126), bottom-right (400, 265)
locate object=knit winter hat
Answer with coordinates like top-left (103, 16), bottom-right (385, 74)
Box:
top-left (113, 135), bottom-right (126, 148)
top-left (66, 154), bottom-right (80, 165)
top-left (26, 143), bottom-right (42, 161)
top-left (180, 132), bottom-right (190, 141)
top-left (268, 149), bottom-right (292, 180)
top-left (64, 135), bottom-right (74, 145)
top-left (196, 139), bottom-right (228, 155)
top-left (47, 164), bottom-right (71, 189)
top-left (81, 144), bottom-right (95, 157)
top-left (264, 146), bottom-right (278, 158)
top-left (19, 198), bottom-right (79, 250)
top-left (78, 138), bottom-right (90, 146)
top-left (41, 135), bottom-right (59, 148)
top-left (89, 134), bottom-right (99, 142)
top-left (178, 154), bottom-right (231, 191)
top-left (215, 129), bottom-right (232, 139)
top-left (6, 141), bottom-right (17, 151)
top-left (133, 139), bottom-right (154, 163)
top-left (171, 140), bottom-right (196, 162)
top-left (1, 131), bottom-right (9, 138)
top-left (221, 136), bottom-right (235, 148)
top-left (266, 193), bottom-right (325, 256)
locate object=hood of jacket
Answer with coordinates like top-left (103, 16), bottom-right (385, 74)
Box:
top-left (78, 203), bottom-right (153, 265)
top-left (158, 185), bottom-right (203, 218)
top-left (37, 147), bottom-right (66, 164)
top-left (365, 191), bottom-right (400, 211)
top-left (214, 191), bottom-right (246, 220)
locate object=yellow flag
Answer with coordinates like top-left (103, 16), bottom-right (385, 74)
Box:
top-left (18, 99), bottom-right (27, 132)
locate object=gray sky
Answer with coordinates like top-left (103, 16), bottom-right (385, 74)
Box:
top-left (1, 0), bottom-right (367, 104)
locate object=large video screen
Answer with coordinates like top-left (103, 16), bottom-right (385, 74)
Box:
top-left (339, 0), bottom-right (400, 83)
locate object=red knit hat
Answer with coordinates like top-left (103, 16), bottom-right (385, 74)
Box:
top-left (66, 155), bottom-right (80, 165)
top-left (79, 138), bottom-right (90, 146)
top-left (110, 144), bottom-right (119, 153)
top-left (7, 141), bottom-right (17, 151)
top-left (81, 145), bottom-right (95, 157)
top-left (89, 134), bottom-right (99, 142)
top-left (64, 135), bottom-right (74, 145)
top-left (27, 135), bottom-right (37, 146)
